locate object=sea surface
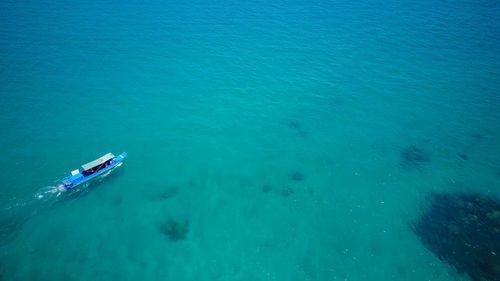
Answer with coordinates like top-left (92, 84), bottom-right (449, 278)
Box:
top-left (0, 0), bottom-right (499, 280)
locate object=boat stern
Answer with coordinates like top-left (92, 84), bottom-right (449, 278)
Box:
top-left (61, 172), bottom-right (84, 190)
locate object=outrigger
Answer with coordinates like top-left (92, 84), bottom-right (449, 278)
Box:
top-left (61, 152), bottom-right (127, 190)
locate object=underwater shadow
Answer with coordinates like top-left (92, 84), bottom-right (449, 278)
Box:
top-left (287, 120), bottom-right (308, 137)
top-left (413, 192), bottom-right (500, 281)
top-left (399, 146), bottom-right (430, 170)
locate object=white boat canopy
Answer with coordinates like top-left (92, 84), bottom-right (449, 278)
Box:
top-left (82, 153), bottom-right (115, 170)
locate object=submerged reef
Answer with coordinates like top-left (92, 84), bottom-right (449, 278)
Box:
top-left (331, 96), bottom-right (342, 105)
top-left (413, 193), bottom-right (500, 281)
top-left (400, 146), bottom-right (430, 168)
top-left (288, 120), bottom-right (302, 130)
top-left (159, 185), bottom-right (179, 199)
top-left (471, 133), bottom-right (485, 141)
top-left (262, 184), bottom-right (272, 193)
top-left (287, 120), bottom-right (307, 137)
top-left (161, 218), bottom-right (189, 241)
top-left (291, 171), bottom-right (304, 182)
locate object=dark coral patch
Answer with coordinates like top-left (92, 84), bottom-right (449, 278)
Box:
top-left (288, 120), bottom-right (302, 130)
top-left (403, 146), bottom-right (428, 162)
top-left (400, 146), bottom-right (430, 167)
top-left (471, 133), bottom-right (485, 141)
top-left (413, 193), bottom-right (500, 281)
top-left (396, 265), bottom-right (406, 275)
top-left (291, 171), bottom-right (304, 182)
top-left (159, 185), bottom-right (179, 199)
top-left (287, 120), bottom-right (307, 137)
top-left (332, 97), bottom-right (342, 105)
top-left (457, 153), bottom-right (469, 161)
top-left (262, 184), bottom-right (272, 193)
top-left (161, 218), bottom-right (189, 241)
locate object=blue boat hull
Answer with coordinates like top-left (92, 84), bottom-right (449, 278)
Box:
top-left (61, 152), bottom-right (127, 190)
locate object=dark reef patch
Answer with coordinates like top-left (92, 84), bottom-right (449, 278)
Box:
top-left (262, 184), bottom-right (272, 193)
top-left (400, 146), bottom-right (430, 168)
top-left (287, 120), bottom-right (307, 137)
top-left (457, 153), bottom-right (469, 161)
top-left (159, 185), bottom-right (179, 199)
top-left (288, 120), bottom-right (301, 130)
top-left (161, 218), bottom-right (189, 241)
top-left (396, 264), bottom-right (406, 275)
top-left (413, 193), bottom-right (500, 281)
top-left (291, 171), bottom-right (304, 182)
top-left (331, 97), bottom-right (342, 105)
top-left (471, 133), bottom-right (485, 141)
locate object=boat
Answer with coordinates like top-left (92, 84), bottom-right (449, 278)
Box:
top-left (61, 152), bottom-right (127, 190)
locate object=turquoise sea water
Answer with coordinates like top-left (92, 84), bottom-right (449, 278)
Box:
top-left (1, 0), bottom-right (499, 280)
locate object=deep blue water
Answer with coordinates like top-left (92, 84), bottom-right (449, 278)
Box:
top-left (1, 0), bottom-right (499, 280)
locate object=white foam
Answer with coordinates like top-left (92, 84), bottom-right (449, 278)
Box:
top-left (35, 185), bottom-right (66, 201)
